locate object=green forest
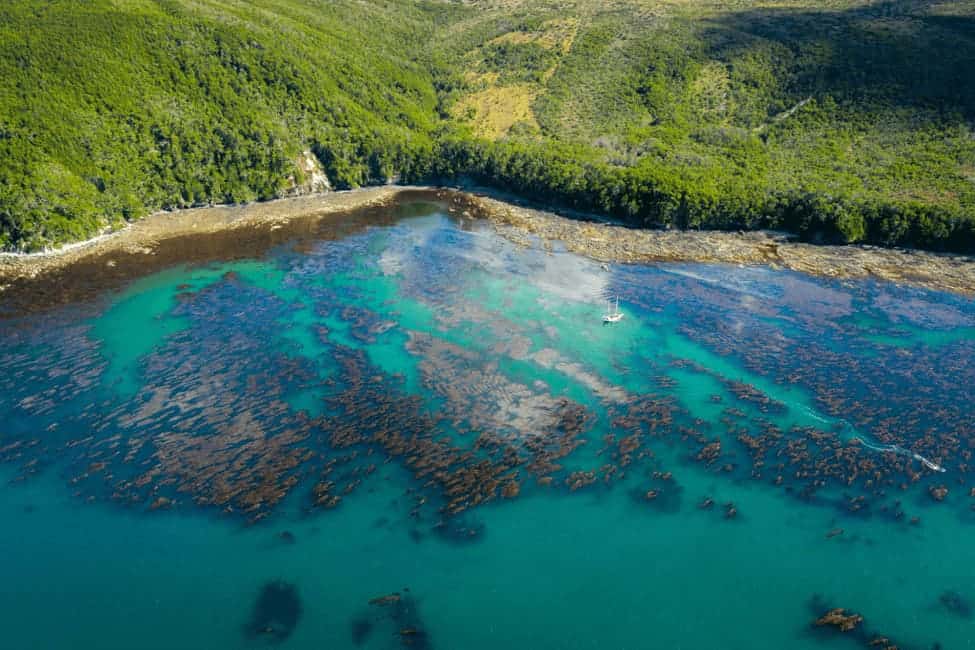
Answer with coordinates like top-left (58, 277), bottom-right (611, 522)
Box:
top-left (1, 0), bottom-right (974, 251)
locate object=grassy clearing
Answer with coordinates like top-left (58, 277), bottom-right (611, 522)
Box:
top-left (452, 84), bottom-right (540, 139)
top-left (1, 0), bottom-right (974, 250)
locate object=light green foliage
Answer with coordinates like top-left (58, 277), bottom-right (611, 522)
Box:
top-left (433, 0), bottom-right (975, 249)
top-left (1, 0), bottom-right (974, 251)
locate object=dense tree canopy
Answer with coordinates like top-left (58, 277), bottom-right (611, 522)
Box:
top-left (1, 0), bottom-right (973, 251)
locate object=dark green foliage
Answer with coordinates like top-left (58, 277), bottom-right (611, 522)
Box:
top-left (481, 42), bottom-right (556, 83)
top-left (0, 0), bottom-right (438, 250)
top-left (429, 0), bottom-right (975, 251)
top-left (1, 0), bottom-right (974, 252)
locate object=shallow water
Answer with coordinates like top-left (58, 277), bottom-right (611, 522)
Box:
top-left (1, 202), bottom-right (974, 650)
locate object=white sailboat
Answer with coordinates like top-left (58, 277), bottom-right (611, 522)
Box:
top-left (603, 295), bottom-right (623, 323)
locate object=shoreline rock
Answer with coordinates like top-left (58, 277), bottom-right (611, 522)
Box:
top-left (464, 194), bottom-right (975, 296)
top-left (2, 185), bottom-right (974, 317)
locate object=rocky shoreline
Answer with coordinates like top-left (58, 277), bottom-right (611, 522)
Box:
top-left (0, 186), bottom-right (403, 282)
top-left (2, 186), bottom-right (974, 316)
top-left (462, 194), bottom-right (975, 296)
top-left (0, 186), bottom-right (412, 314)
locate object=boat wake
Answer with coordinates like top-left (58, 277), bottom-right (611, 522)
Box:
top-left (797, 405), bottom-right (946, 472)
top-left (854, 437), bottom-right (947, 473)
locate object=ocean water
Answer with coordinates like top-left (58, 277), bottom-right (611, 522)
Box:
top-left (1, 201), bottom-right (974, 650)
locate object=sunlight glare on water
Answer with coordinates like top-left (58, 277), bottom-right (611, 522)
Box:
top-left (1, 201), bottom-right (974, 650)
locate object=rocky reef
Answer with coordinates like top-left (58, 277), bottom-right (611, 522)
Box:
top-left (3, 187), bottom-right (974, 317)
top-left (464, 194), bottom-right (975, 296)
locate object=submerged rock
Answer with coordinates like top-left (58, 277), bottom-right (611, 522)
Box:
top-left (360, 589), bottom-right (434, 649)
top-left (244, 580), bottom-right (302, 643)
top-left (277, 530), bottom-right (296, 545)
top-left (350, 615), bottom-right (373, 646)
top-left (369, 593), bottom-right (402, 607)
top-left (814, 607), bottom-right (863, 632)
top-left (809, 597), bottom-right (917, 649)
top-left (148, 496), bottom-right (172, 511)
top-left (938, 590), bottom-right (972, 618)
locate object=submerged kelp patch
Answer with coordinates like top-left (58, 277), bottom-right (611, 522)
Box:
top-left (353, 590), bottom-right (434, 650)
top-left (0, 202), bottom-right (973, 542)
top-left (244, 580), bottom-right (303, 643)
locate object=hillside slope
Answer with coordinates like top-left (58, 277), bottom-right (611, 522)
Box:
top-left (434, 0), bottom-right (975, 249)
top-left (1, 0), bottom-right (974, 251)
top-left (0, 0), bottom-right (440, 249)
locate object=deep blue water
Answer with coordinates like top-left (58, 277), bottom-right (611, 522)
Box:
top-left (1, 202), bottom-right (974, 650)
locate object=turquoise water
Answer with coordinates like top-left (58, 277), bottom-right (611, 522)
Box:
top-left (1, 202), bottom-right (974, 650)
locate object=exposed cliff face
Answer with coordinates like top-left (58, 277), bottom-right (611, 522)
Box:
top-left (286, 151), bottom-right (332, 196)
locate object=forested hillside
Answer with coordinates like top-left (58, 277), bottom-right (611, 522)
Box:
top-left (2, 0), bottom-right (974, 251)
top-left (0, 0), bottom-right (441, 249)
